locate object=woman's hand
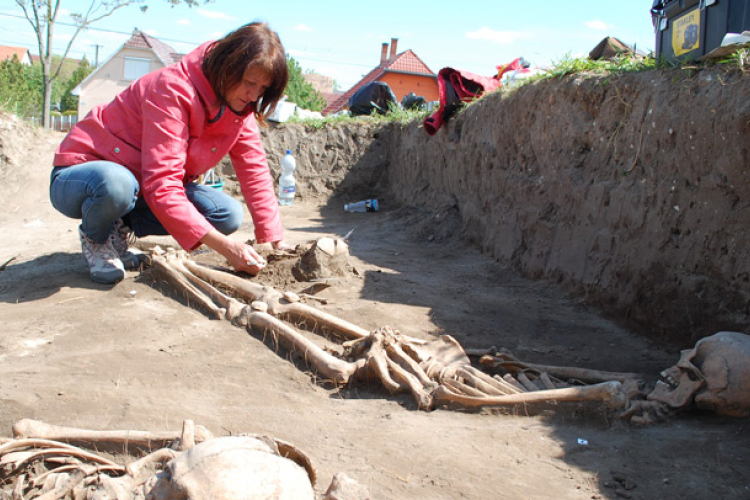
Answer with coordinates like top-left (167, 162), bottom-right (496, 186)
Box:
top-left (200, 229), bottom-right (266, 275)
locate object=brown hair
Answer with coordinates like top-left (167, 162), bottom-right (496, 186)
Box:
top-left (202, 22), bottom-right (288, 125)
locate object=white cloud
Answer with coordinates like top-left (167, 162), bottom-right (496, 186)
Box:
top-left (145, 29), bottom-right (158, 36)
top-left (585, 20), bottom-right (612, 31)
top-left (294, 24), bottom-right (313, 33)
top-left (176, 19), bottom-right (190, 26)
top-left (197, 9), bottom-right (235, 20)
top-left (466, 27), bottom-right (528, 45)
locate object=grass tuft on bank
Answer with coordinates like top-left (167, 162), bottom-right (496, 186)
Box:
top-left (289, 48), bottom-right (750, 128)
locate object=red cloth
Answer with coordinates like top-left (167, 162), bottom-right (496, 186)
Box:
top-left (54, 42), bottom-right (283, 250)
top-left (423, 67), bottom-right (502, 136)
top-left (496, 58), bottom-right (525, 79)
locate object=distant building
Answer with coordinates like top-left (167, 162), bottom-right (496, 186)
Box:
top-left (322, 38), bottom-right (437, 116)
top-left (303, 73), bottom-right (334, 94)
top-left (72, 30), bottom-right (183, 118)
top-left (0, 45), bottom-right (32, 66)
top-left (303, 73), bottom-right (343, 108)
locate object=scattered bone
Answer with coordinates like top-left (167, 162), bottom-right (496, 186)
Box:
top-left (299, 293), bottom-right (329, 304)
top-left (321, 472), bottom-right (371, 500)
top-left (0, 420), bottom-right (372, 500)
top-left (12, 419), bottom-right (214, 448)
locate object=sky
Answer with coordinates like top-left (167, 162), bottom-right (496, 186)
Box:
top-left (0, 0), bottom-right (658, 91)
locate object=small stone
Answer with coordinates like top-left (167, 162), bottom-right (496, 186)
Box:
top-left (316, 237), bottom-right (336, 256)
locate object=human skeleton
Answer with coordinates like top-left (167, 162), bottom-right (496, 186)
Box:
top-left (147, 243), bottom-right (750, 422)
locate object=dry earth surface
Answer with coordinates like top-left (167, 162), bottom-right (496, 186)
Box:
top-left (1, 66), bottom-right (749, 500)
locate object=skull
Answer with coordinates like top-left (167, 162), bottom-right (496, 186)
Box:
top-left (146, 436), bottom-right (315, 500)
top-left (648, 331), bottom-right (750, 417)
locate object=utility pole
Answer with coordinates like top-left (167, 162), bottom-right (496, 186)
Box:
top-left (92, 44), bottom-right (103, 67)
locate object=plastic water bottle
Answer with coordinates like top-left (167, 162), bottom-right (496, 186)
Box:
top-left (278, 150), bottom-right (296, 206)
top-left (344, 199), bottom-right (379, 212)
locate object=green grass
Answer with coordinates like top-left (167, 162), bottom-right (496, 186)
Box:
top-left (534, 46), bottom-right (750, 81)
top-left (540, 53), bottom-right (662, 80)
top-left (285, 102), bottom-right (428, 129)
top-left (716, 47), bottom-right (750, 71)
top-left (285, 48), bottom-right (750, 127)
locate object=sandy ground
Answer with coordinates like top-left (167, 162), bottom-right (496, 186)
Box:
top-left (1, 124), bottom-right (749, 500)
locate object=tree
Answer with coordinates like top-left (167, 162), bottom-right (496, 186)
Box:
top-left (15, 0), bottom-right (203, 128)
top-left (284, 56), bottom-right (326, 112)
top-left (60, 57), bottom-right (91, 112)
top-left (0, 56), bottom-right (39, 117)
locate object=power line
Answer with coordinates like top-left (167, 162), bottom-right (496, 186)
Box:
top-left (0, 11), bottom-right (373, 72)
top-left (0, 38), bottom-right (89, 59)
top-left (0, 12), bottom-right (199, 46)
top-left (291, 54), bottom-right (372, 69)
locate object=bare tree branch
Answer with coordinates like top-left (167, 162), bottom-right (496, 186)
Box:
top-left (13, 0), bottom-right (203, 128)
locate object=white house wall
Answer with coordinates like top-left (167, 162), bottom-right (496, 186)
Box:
top-left (77, 47), bottom-right (164, 118)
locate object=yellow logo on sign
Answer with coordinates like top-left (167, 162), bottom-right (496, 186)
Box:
top-left (672, 9), bottom-right (700, 56)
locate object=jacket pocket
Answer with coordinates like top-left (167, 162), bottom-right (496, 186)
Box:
top-left (101, 133), bottom-right (142, 169)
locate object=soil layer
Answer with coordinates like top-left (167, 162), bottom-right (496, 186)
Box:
top-left (1, 66), bottom-right (749, 500)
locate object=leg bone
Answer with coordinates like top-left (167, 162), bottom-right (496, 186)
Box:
top-left (433, 380), bottom-right (627, 410)
top-left (150, 256), bottom-right (224, 320)
top-left (480, 354), bottom-right (641, 384)
top-left (184, 260), bottom-right (369, 339)
top-left (12, 419), bottom-right (214, 448)
top-left (245, 310), bottom-right (362, 384)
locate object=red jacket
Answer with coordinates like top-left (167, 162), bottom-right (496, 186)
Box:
top-left (54, 42), bottom-right (283, 250)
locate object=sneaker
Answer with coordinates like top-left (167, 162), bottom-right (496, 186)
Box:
top-left (79, 226), bottom-right (126, 284)
top-left (111, 218), bottom-right (144, 270)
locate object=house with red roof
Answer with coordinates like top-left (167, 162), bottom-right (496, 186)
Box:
top-left (72, 30), bottom-right (183, 117)
top-left (322, 39), bottom-right (438, 116)
top-left (0, 45), bottom-right (32, 66)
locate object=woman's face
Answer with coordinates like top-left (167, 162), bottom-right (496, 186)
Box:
top-left (224, 66), bottom-right (272, 113)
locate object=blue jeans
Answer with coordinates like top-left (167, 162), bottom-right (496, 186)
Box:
top-left (50, 161), bottom-right (243, 244)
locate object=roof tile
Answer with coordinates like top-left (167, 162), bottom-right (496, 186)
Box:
top-left (0, 45), bottom-right (31, 64)
top-left (322, 49), bottom-right (434, 116)
top-left (124, 31), bottom-right (182, 66)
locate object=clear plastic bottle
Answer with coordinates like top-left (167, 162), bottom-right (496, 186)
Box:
top-left (278, 149), bottom-right (296, 206)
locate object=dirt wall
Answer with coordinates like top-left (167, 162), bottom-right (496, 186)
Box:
top-left (260, 67), bottom-right (750, 346)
